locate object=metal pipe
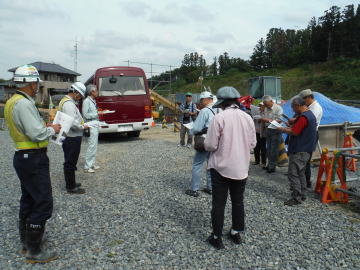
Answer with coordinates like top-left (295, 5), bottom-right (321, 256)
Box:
top-left (327, 147), bottom-right (360, 152)
top-left (335, 188), bottom-right (360, 198)
top-left (319, 122), bottom-right (360, 128)
top-left (341, 153), bottom-right (360, 158)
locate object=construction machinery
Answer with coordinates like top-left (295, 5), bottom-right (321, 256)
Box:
top-left (150, 90), bottom-right (181, 132)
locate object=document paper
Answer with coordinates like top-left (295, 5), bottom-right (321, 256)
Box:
top-left (50, 111), bottom-right (75, 145)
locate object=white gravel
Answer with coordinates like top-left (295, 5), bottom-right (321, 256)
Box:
top-left (0, 127), bottom-right (360, 270)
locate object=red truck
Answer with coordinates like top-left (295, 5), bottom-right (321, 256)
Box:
top-left (84, 66), bottom-right (153, 137)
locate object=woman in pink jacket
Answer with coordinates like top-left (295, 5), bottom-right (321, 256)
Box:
top-left (204, 86), bottom-right (257, 249)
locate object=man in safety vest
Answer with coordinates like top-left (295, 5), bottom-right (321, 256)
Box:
top-left (59, 82), bottom-right (88, 194)
top-left (4, 64), bottom-right (61, 264)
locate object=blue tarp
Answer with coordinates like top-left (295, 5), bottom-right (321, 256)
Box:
top-left (282, 92), bottom-right (360, 125)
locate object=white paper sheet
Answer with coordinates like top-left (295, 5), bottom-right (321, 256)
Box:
top-left (268, 120), bottom-right (282, 129)
top-left (102, 110), bottom-right (115, 114)
top-left (183, 122), bottom-right (194, 130)
top-left (50, 111), bottom-right (75, 145)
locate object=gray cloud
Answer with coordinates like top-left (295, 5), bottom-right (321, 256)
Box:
top-left (120, 0), bottom-right (151, 17)
top-left (197, 32), bottom-right (235, 43)
top-left (181, 3), bottom-right (216, 22)
top-left (0, 0), bottom-right (68, 22)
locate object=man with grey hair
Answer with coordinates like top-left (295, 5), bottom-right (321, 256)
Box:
top-left (261, 95), bottom-right (283, 173)
top-left (277, 97), bottom-right (317, 206)
top-left (299, 89), bottom-right (323, 188)
top-left (82, 84), bottom-right (103, 173)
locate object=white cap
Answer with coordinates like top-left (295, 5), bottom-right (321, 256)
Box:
top-left (199, 91), bottom-right (214, 100)
top-left (71, 82), bottom-right (86, 97)
top-left (13, 64), bottom-right (42, 83)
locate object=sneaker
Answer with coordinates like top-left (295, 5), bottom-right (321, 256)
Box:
top-left (185, 189), bottom-right (199, 197)
top-left (67, 187), bottom-right (86, 194)
top-left (84, 168), bottom-right (95, 173)
top-left (177, 144), bottom-right (185, 147)
top-left (186, 144), bottom-right (192, 148)
top-left (252, 161), bottom-right (260, 165)
top-left (202, 188), bottom-right (212, 195)
top-left (228, 230), bottom-right (242, 244)
top-left (92, 165), bottom-right (100, 170)
top-left (284, 198), bottom-right (301, 206)
top-left (207, 234), bottom-right (224, 250)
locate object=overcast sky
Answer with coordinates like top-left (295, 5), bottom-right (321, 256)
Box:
top-left (0, 0), bottom-right (355, 80)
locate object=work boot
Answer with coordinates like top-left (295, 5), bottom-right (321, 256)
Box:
top-left (19, 218), bottom-right (27, 255)
top-left (67, 187), bottom-right (86, 194)
top-left (25, 224), bottom-right (58, 264)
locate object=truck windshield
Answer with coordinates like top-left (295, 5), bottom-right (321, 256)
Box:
top-left (99, 76), bottom-right (146, 96)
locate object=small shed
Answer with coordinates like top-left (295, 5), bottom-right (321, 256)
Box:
top-left (248, 76), bottom-right (281, 103)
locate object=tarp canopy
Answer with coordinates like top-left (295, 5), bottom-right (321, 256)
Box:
top-left (282, 92), bottom-right (360, 125)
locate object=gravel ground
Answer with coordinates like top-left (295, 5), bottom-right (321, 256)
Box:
top-left (0, 126), bottom-right (360, 270)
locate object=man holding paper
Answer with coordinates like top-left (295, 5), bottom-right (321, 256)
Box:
top-left (4, 65), bottom-right (61, 263)
top-left (277, 97), bottom-right (317, 206)
top-left (59, 82), bottom-right (88, 194)
top-left (82, 85), bottom-right (103, 173)
top-left (261, 95), bottom-right (283, 173)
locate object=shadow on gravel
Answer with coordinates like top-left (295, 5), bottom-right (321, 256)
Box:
top-left (158, 197), bottom-right (210, 238)
top-left (98, 133), bottom-right (144, 144)
top-left (246, 174), bottom-right (289, 202)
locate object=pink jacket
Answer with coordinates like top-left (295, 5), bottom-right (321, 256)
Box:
top-left (205, 105), bottom-right (257, 180)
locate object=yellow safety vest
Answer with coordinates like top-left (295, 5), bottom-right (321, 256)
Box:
top-left (59, 96), bottom-right (84, 124)
top-left (4, 94), bottom-right (49, 150)
top-left (58, 96), bottom-right (71, 111)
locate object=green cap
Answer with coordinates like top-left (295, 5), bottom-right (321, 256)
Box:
top-left (185, 92), bottom-right (192, 96)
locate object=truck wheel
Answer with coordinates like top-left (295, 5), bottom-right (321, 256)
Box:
top-left (128, 131), bottom-right (140, 138)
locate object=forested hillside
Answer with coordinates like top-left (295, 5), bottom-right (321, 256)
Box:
top-left (153, 4), bottom-right (360, 100)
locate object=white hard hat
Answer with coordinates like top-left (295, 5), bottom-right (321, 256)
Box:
top-left (199, 91), bottom-right (214, 100)
top-left (13, 64), bottom-right (41, 83)
top-left (71, 82), bottom-right (86, 97)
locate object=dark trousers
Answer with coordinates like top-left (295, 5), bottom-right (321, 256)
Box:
top-left (180, 123), bottom-right (193, 146)
top-left (62, 136), bottom-right (82, 190)
top-left (266, 129), bottom-right (282, 170)
top-left (210, 169), bottom-right (247, 237)
top-left (254, 133), bottom-right (267, 164)
top-left (13, 150), bottom-right (53, 225)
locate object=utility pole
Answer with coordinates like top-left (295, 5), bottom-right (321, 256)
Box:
top-left (169, 65), bottom-right (172, 93)
top-left (74, 38), bottom-right (78, 72)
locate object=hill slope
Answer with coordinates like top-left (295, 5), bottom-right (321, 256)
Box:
top-left (158, 58), bottom-right (360, 100)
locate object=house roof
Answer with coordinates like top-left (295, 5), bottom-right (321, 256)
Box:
top-left (8, 62), bottom-right (81, 76)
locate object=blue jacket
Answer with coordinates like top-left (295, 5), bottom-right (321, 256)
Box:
top-left (191, 105), bottom-right (219, 135)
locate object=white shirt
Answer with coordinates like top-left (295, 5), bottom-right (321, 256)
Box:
top-left (61, 95), bottom-right (84, 137)
top-left (308, 100), bottom-right (323, 129)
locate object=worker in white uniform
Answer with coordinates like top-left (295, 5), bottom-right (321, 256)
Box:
top-left (299, 89), bottom-right (323, 188)
top-left (82, 84), bottom-right (103, 173)
top-left (4, 64), bottom-right (61, 263)
top-left (59, 82), bottom-right (88, 194)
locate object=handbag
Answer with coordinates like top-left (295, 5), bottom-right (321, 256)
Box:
top-left (84, 128), bottom-right (90, 137)
top-left (193, 108), bottom-right (216, 152)
top-left (194, 133), bottom-right (207, 152)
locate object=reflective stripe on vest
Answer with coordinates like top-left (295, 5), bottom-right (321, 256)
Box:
top-left (59, 96), bottom-right (84, 125)
top-left (4, 94), bottom-right (48, 150)
top-left (59, 96), bottom-right (71, 111)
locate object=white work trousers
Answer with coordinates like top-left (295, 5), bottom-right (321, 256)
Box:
top-left (84, 126), bottom-right (99, 169)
